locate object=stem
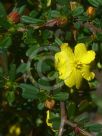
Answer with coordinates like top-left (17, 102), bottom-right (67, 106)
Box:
top-left (58, 102), bottom-right (67, 136)
top-left (16, 75), bottom-right (25, 82)
top-left (17, 21), bottom-right (102, 34)
top-left (26, 59), bottom-right (35, 85)
top-left (65, 120), bottom-right (94, 136)
top-left (27, 70), bottom-right (35, 84)
top-left (58, 102), bottom-right (94, 136)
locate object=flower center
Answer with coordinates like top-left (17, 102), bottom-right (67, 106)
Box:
top-left (74, 60), bottom-right (83, 69)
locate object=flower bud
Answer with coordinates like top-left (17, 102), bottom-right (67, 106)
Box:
top-left (70, 1), bottom-right (79, 11)
top-left (45, 99), bottom-right (55, 110)
top-left (86, 6), bottom-right (95, 16)
top-left (8, 11), bottom-right (20, 24)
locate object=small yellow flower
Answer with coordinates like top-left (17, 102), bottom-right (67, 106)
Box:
top-left (9, 124), bottom-right (21, 136)
top-left (46, 110), bottom-right (58, 132)
top-left (46, 110), bottom-right (53, 128)
top-left (55, 43), bottom-right (95, 89)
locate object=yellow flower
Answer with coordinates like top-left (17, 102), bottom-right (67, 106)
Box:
top-left (55, 43), bottom-right (95, 89)
top-left (46, 110), bottom-right (58, 132)
top-left (46, 110), bottom-right (53, 128)
top-left (9, 124), bottom-right (21, 136)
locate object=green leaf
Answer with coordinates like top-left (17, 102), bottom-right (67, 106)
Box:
top-left (97, 0), bottom-right (102, 5)
top-left (47, 71), bottom-right (57, 81)
top-left (74, 113), bottom-right (89, 123)
top-left (67, 102), bottom-right (76, 119)
top-left (36, 61), bottom-right (51, 73)
top-left (52, 117), bottom-right (60, 130)
top-left (0, 2), bottom-right (6, 18)
top-left (6, 91), bottom-right (15, 106)
top-left (29, 10), bottom-right (38, 18)
top-left (21, 16), bottom-right (44, 25)
top-left (84, 123), bottom-right (102, 132)
top-left (78, 14), bottom-right (89, 22)
top-left (97, 132), bottom-right (102, 136)
top-left (37, 78), bottom-right (50, 90)
top-left (56, 0), bottom-right (69, 4)
top-left (26, 45), bottom-right (40, 58)
top-left (72, 6), bottom-right (84, 16)
top-left (19, 83), bottom-right (39, 100)
top-left (65, 32), bottom-right (72, 41)
top-left (37, 102), bottom-right (45, 110)
top-left (96, 33), bottom-right (102, 42)
top-left (0, 36), bottom-right (12, 49)
top-left (92, 43), bottom-right (98, 52)
top-left (53, 92), bottom-right (69, 101)
top-left (91, 92), bottom-right (102, 109)
top-left (55, 37), bottom-right (63, 46)
top-left (18, 5), bottom-right (26, 15)
top-left (16, 63), bottom-right (28, 74)
top-left (47, 10), bottom-right (61, 19)
top-left (79, 100), bottom-right (89, 111)
top-left (9, 64), bottom-right (16, 82)
top-left (88, 0), bottom-right (102, 7)
top-left (0, 2), bottom-right (9, 28)
top-left (69, 131), bottom-right (76, 136)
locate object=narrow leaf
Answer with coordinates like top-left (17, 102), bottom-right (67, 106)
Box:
top-left (84, 123), bottom-right (102, 132)
top-left (0, 36), bottom-right (12, 49)
top-left (21, 16), bottom-right (44, 25)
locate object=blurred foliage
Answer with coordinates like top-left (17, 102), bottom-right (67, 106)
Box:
top-left (0, 0), bottom-right (102, 136)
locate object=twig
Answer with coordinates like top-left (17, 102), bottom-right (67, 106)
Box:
top-left (26, 59), bottom-right (35, 85)
top-left (83, 22), bottom-right (102, 34)
top-left (78, 128), bottom-right (94, 136)
top-left (58, 102), bottom-right (67, 136)
top-left (27, 70), bottom-right (35, 85)
top-left (65, 120), bottom-right (93, 136)
top-left (16, 75), bottom-right (25, 82)
top-left (59, 102), bottom-right (94, 136)
top-left (17, 19), bottom-right (102, 36)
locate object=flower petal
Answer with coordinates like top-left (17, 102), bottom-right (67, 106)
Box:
top-left (64, 68), bottom-right (82, 89)
top-left (74, 43), bottom-right (87, 59)
top-left (55, 43), bottom-right (74, 79)
top-left (55, 52), bottom-right (65, 68)
top-left (55, 51), bottom-right (71, 79)
top-left (59, 63), bottom-right (71, 79)
top-left (61, 43), bottom-right (74, 62)
top-left (64, 68), bottom-right (76, 88)
top-left (75, 69), bottom-right (83, 89)
top-left (81, 65), bottom-right (95, 81)
top-left (81, 51), bottom-right (95, 64)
